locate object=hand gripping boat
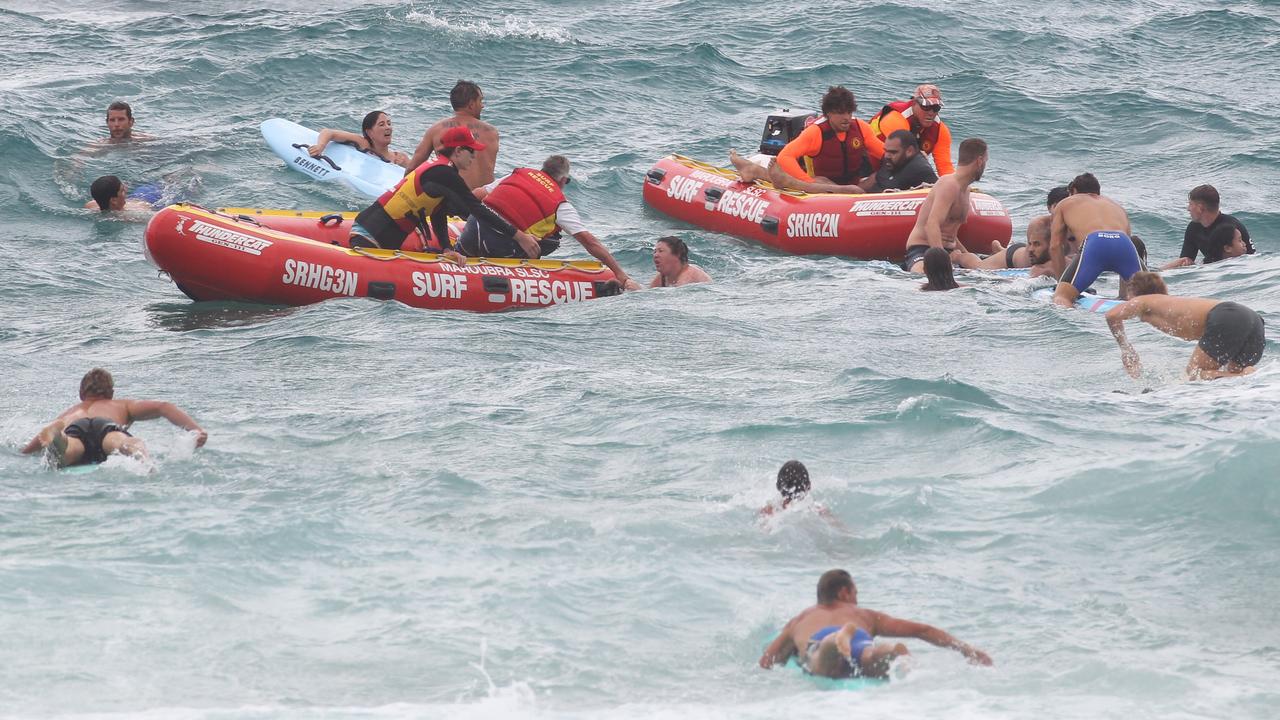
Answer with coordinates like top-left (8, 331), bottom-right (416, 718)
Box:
top-left (642, 154), bottom-right (1013, 260)
top-left (142, 204), bottom-right (620, 311)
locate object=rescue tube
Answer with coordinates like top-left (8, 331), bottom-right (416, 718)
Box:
top-left (261, 118), bottom-right (405, 198)
top-left (642, 154), bottom-right (1012, 260)
top-left (143, 204), bottom-right (620, 312)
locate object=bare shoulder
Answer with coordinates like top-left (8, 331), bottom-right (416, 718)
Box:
top-left (680, 265), bottom-right (712, 284)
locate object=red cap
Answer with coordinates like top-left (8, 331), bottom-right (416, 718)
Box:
top-left (440, 126), bottom-right (487, 152)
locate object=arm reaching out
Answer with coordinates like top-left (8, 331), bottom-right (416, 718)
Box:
top-left (126, 400), bottom-right (207, 447)
top-left (759, 617), bottom-right (798, 669)
top-left (574, 231), bottom-right (639, 290)
top-left (871, 612), bottom-right (992, 665)
top-left (1105, 301), bottom-right (1146, 379)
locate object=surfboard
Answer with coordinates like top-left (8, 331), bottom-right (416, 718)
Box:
top-left (260, 118), bottom-right (405, 198)
top-left (1033, 287), bottom-right (1125, 313)
top-left (58, 464), bottom-right (100, 475)
top-left (784, 657), bottom-right (886, 690)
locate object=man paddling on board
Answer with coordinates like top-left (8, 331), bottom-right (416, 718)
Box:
top-left (1049, 173), bottom-right (1143, 307)
top-left (407, 80), bottom-right (499, 189)
top-left (900, 138), bottom-right (990, 273)
top-left (21, 368), bottom-right (207, 468)
top-left (1105, 272), bottom-right (1264, 381)
top-left (759, 569), bottom-right (992, 679)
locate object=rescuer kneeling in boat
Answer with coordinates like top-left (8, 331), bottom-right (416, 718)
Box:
top-left (460, 154), bottom-right (641, 290)
top-left (775, 85), bottom-right (884, 189)
top-left (349, 127), bottom-right (537, 254)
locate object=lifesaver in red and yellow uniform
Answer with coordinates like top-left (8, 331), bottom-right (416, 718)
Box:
top-left (484, 168), bottom-right (566, 238)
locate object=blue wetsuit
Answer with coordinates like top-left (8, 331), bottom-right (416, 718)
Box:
top-left (1060, 230), bottom-right (1142, 293)
top-left (802, 625), bottom-right (874, 677)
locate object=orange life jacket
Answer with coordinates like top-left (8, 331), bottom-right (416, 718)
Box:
top-left (870, 100), bottom-right (943, 155)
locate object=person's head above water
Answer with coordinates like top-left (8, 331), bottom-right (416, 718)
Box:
top-left (776, 460), bottom-right (811, 503)
top-left (1128, 271), bottom-right (1167, 297)
top-left (816, 569), bottom-right (856, 604)
top-left (361, 110), bottom-right (392, 148)
top-left (106, 101), bottom-right (134, 139)
top-left (79, 368), bottom-right (115, 400)
top-left (1205, 224), bottom-right (1247, 262)
top-left (89, 175), bottom-right (125, 212)
top-left (1068, 172), bottom-right (1101, 195)
top-left (450, 80), bottom-right (484, 116)
top-left (1047, 185), bottom-right (1070, 211)
top-left (921, 246), bottom-right (959, 291)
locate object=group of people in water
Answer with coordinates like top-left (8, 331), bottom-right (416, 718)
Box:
top-left (730, 83), bottom-right (1266, 383)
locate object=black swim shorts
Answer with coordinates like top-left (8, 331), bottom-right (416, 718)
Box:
top-left (901, 244), bottom-right (930, 272)
top-left (1198, 301), bottom-right (1266, 368)
top-left (63, 417), bottom-right (131, 465)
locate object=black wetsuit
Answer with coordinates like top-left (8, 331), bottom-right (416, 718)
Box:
top-left (64, 417), bottom-right (131, 465)
top-left (1180, 214), bottom-right (1253, 264)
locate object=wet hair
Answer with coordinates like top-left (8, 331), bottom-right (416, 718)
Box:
top-left (1188, 184), bottom-right (1220, 212)
top-left (887, 129), bottom-right (919, 151)
top-left (79, 368), bottom-right (115, 400)
top-left (107, 101), bottom-right (133, 119)
top-left (957, 138), bottom-right (987, 165)
top-left (1203, 225), bottom-right (1238, 262)
top-left (817, 569), bottom-right (854, 604)
top-left (1128, 271), bottom-right (1167, 297)
top-left (820, 85), bottom-right (857, 115)
top-left (1130, 235), bottom-right (1148, 265)
top-left (90, 175), bottom-right (122, 212)
top-left (1069, 172), bottom-right (1101, 194)
top-left (361, 110), bottom-right (387, 146)
top-left (1047, 186), bottom-right (1070, 210)
top-left (450, 80), bottom-right (482, 110)
top-left (542, 154), bottom-right (570, 182)
top-left (776, 460), bottom-right (811, 502)
top-left (656, 236), bottom-right (689, 264)
top-left (921, 246), bottom-right (959, 291)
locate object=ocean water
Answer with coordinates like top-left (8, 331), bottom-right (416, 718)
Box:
top-left (2, 1), bottom-right (1279, 718)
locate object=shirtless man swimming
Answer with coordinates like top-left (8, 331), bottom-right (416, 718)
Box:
top-left (900, 138), bottom-right (989, 273)
top-left (1105, 272), bottom-right (1264, 381)
top-left (407, 80), bottom-right (499, 189)
top-left (1050, 173), bottom-right (1143, 307)
top-left (84, 175), bottom-right (153, 213)
top-left (21, 368), bottom-right (207, 467)
top-left (759, 569), bottom-right (991, 679)
top-left (649, 236), bottom-right (711, 287)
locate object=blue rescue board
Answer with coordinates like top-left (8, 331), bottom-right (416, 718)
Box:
top-left (1033, 287), bottom-right (1125, 313)
top-left (261, 118), bottom-right (405, 198)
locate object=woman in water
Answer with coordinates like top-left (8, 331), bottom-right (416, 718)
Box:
top-left (920, 246), bottom-right (960, 291)
top-left (309, 110), bottom-right (411, 168)
top-left (649, 236), bottom-right (712, 287)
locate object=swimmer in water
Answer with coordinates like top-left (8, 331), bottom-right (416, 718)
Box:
top-left (21, 368), bottom-right (207, 468)
top-left (1050, 173), bottom-right (1143, 307)
top-left (759, 461), bottom-right (840, 525)
top-left (649, 236), bottom-right (711, 287)
top-left (407, 80), bottom-right (500, 188)
top-left (1104, 271), bottom-right (1263, 381)
top-left (759, 569), bottom-right (992, 679)
top-left (900, 138), bottom-right (990, 273)
top-left (310, 110), bottom-right (411, 168)
top-left (84, 175), bottom-right (154, 213)
top-left (920, 246), bottom-right (960, 290)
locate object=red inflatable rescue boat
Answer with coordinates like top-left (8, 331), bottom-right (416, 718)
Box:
top-left (143, 204), bottom-right (620, 311)
top-left (642, 154), bottom-right (1013, 260)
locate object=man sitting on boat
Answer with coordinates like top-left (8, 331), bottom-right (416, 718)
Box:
top-left (860, 130), bottom-right (937, 193)
top-left (868, 84), bottom-right (953, 176)
top-left (460, 154), bottom-right (641, 290)
top-left (774, 86), bottom-right (884, 190)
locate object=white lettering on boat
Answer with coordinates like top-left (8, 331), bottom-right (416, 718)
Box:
top-left (970, 197), bottom-right (1007, 217)
top-left (281, 259), bottom-right (358, 296)
top-left (508, 279), bottom-right (594, 305)
top-left (665, 175), bottom-right (705, 203)
top-left (714, 190), bottom-right (769, 224)
top-left (848, 197), bottom-right (926, 217)
top-left (411, 272), bottom-right (469, 299)
top-left (187, 219), bottom-right (273, 255)
top-left (786, 212), bottom-right (841, 238)
top-left (689, 170), bottom-right (733, 188)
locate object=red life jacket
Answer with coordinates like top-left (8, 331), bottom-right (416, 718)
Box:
top-left (804, 117), bottom-right (873, 185)
top-left (871, 100), bottom-right (942, 155)
top-left (483, 168), bottom-right (565, 239)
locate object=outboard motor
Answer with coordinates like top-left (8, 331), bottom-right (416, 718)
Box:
top-left (758, 109), bottom-right (816, 156)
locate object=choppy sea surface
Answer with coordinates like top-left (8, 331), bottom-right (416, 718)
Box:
top-left (2, 1), bottom-right (1278, 718)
